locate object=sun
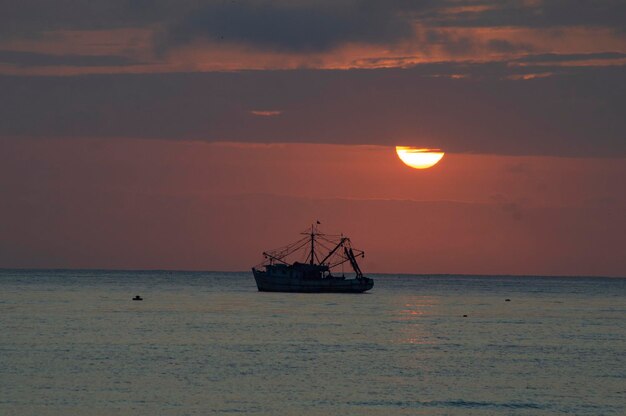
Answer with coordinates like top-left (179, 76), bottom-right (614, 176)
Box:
top-left (395, 146), bottom-right (445, 169)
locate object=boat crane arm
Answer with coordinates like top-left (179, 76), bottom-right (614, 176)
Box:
top-left (319, 237), bottom-right (348, 265)
top-left (344, 247), bottom-right (364, 278)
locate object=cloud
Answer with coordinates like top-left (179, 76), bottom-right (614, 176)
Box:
top-left (251, 110), bottom-right (282, 117)
top-left (0, 0), bottom-right (191, 39)
top-left (424, 30), bottom-right (476, 55)
top-left (160, 1), bottom-right (417, 53)
top-left (486, 39), bottom-right (534, 53)
top-left (5, 1), bottom-right (625, 42)
top-left (515, 52), bottom-right (626, 63)
top-left (1, 0), bottom-right (624, 74)
top-left (435, 0), bottom-right (626, 30)
top-left (0, 50), bottom-right (140, 67)
top-left (1, 63), bottom-right (624, 157)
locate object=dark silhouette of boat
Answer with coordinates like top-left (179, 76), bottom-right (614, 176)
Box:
top-left (252, 224), bottom-right (373, 293)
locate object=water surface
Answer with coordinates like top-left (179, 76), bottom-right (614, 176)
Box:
top-left (1, 270), bottom-right (624, 415)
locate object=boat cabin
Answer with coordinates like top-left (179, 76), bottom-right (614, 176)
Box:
top-left (266, 262), bottom-right (331, 279)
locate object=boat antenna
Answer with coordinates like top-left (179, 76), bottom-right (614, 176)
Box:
top-left (341, 233), bottom-right (344, 276)
top-left (307, 221), bottom-right (321, 265)
top-left (310, 223), bottom-right (315, 265)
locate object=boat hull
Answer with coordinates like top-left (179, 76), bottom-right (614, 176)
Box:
top-left (253, 269), bottom-right (373, 293)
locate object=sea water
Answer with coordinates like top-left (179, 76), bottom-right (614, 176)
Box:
top-left (0, 270), bottom-right (624, 415)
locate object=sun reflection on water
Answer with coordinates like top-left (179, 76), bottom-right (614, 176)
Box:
top-left (394, 296), bottom-right (438, 345)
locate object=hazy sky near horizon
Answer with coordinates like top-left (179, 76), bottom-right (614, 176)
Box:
top-left (1, 1), bottom-right (625, 275)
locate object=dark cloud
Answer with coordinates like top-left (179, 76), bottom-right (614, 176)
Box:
top-left (1, 63), bottom-right (624, 157)
top-left (434, 0), bottom-right (626, 30)
top-left (1, 1), bottom-right (624, 59)
top-left (0, 1), bottom-right (425, 51)
top-left (161, 1), bottom-right (417, 53)
top-left (515, 52), bottom-right (626, 63)
top-left (0, 50), bottom-right (141, 67)
top-left (0, 0), bottom-right (195, 38)
top-left (425, 30), bottom-right (477, 55)
top-left (486, 39), bottom-right (534, 53)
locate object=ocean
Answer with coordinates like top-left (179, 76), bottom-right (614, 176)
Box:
top-left (1, 270), bottom-right (624, 415)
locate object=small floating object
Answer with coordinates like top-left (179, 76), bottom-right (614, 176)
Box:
top-left (132, 295), bottom-right (143, 301)
top-left (505, 299), bottom-right (511, 302)
top-left (463, 314), bottom-right (468, 317)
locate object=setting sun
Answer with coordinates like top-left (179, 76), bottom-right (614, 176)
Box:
top-left (395, 146), bottom-right (445, 169)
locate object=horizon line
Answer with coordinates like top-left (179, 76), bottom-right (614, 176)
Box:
top-left (0, 267), bottom-right (623, 280)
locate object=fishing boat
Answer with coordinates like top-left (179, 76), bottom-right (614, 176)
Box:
top-left (252, 224), bottom-right (374, 293)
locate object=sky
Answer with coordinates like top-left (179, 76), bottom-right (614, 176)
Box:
top-left (1, 0), bottom-right (625, 276)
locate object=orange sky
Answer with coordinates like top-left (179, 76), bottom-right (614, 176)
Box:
top-left (1, 138), bottom-right (623, 276)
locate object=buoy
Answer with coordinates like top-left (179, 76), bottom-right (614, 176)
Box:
top-left (505, 299), bottom-right (511, 302)
top-left (463, 314), bottom-right (468, 317)
top-left (132, 295), bottom-right (143, 301)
